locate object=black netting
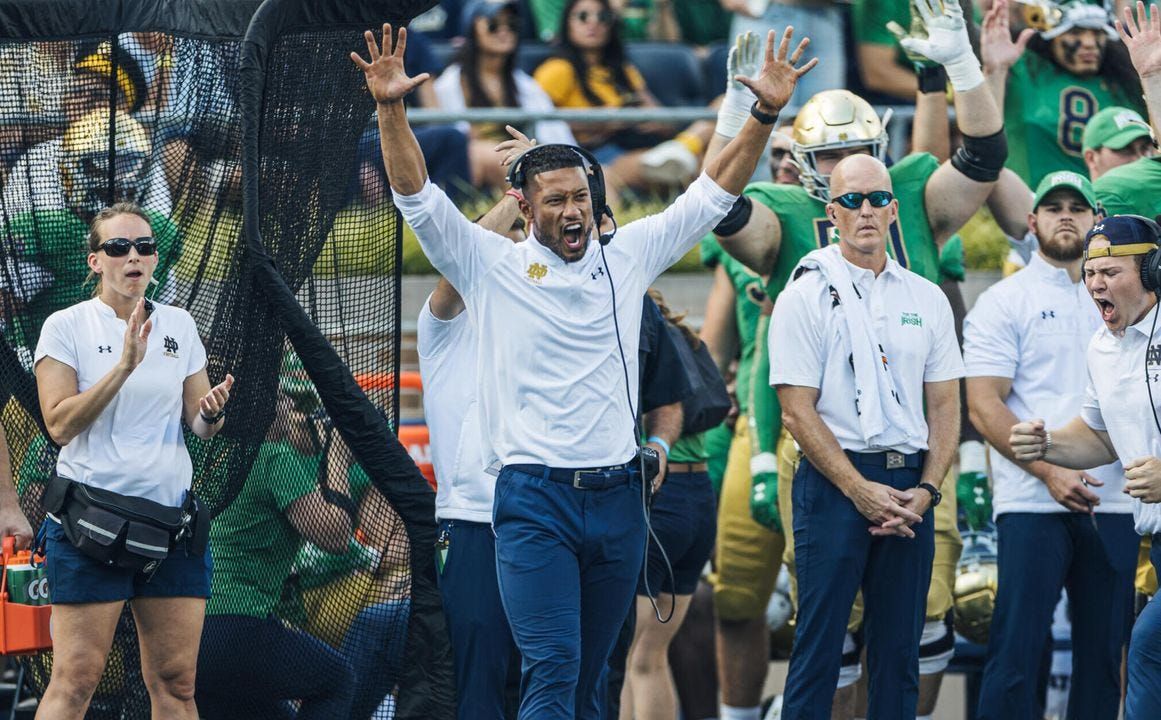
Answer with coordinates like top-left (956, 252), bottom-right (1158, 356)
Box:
top-left (0, 1), bottom-right (451, 718)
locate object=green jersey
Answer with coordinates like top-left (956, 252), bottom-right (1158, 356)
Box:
top-left (700, 235), bottom-right (766, 414)
top-left (207, 441), bottom-right (321, 618)
top-left (1094, 156), bottom-right (1161, 218)
top-left (3, 209), bottom-right (180, 349)
top-left (746, 152), bottom-right (943, 463)
top-left (1005, 52), bottom-right (1142, 189)
top-left (851, 0), bottom-right (911, 72)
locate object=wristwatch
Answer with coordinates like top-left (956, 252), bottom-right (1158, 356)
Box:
top-left (916, 482), bottom-right (942, 507)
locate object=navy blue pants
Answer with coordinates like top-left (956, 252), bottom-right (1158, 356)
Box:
top-left (437, 519), bottom-right (518, 720)
top-left (1128, 533), bottom-right (1161, 719)
top-left (493, 464), bottom-right (646, 720)
top-left (977, 512), bottom-right (1137, 720)
top-left (782, 456), bottom-right (933, 720)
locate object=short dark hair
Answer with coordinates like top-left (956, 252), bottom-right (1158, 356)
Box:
top-left (519, 145), bottom-right (586, 190)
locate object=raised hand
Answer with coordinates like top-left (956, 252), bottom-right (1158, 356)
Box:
top-left (727, 30), bottom-right (761, 94)
top-left (735, 27), bottom-right (819, 115)
top-left (350, 24), bottom-right (431, 105)
top-left (1116, 2), bottom-right (1161, 80)
top-left (120, 298), bottom-right (152, 372)
top-left (200, 373), bottom-right (234, 422)
top-left (495, 125), bottom-right (538, 170)
top-left (902, 0), bottom-right (973, 65)
top-left (980, 0), bottom-right (1035, 72)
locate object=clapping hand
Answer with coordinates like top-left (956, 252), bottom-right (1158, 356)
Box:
top-left (120, 298), bottom-right (152, 373)
top-left (1116, 2), bottom-right (1161, 80)
top-left (735, 27), bottom-right (819, 117)
top-left (350, 24), bottom-right (431, 105)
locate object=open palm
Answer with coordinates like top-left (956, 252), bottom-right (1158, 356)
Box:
top-left (980, 0), bottom-right (1034, 71)
top-left (350, 24), bottom-right (431, 104)
top-left (1117, 1), bottom-right (1161, 80)
top-left (736, 27), bottom-right (819, 114)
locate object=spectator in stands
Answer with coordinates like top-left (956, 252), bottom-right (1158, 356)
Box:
top-left (530, 0), bottom-right (731, 43)
top-left (434, 0), bottom-right (577, 192)
top-left (2, 40), bottom-right (173, 216)
top-left (195, 371), bottom-right (359, 720)
top-left (981, 0), bottom-right (1144, 188)
top-left (724, 0), bottom-right (846, 106)
top-left (533, 0), bottom-right (717, 199)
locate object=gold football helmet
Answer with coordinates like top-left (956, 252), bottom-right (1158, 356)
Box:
top-left (953, 529), bottom-right (1000, 645)
top-left (791, 90), bottom-right (889, 202)
top-left (61, 108), bottom-right (152, 217)
top-left (1016, 0), bottom-right (1064, 33)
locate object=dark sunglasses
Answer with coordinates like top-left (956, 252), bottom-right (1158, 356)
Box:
top-left (833, 191), bottom-right (894, 210)
top-left (98, 237), bottom-right (157, 257)
top-left (572, 9), bottom-right (614, 24)
top-left (486, 17), bottom-right (519, 33)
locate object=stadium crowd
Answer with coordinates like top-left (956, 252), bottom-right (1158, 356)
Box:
top-left (3, 0), bottom-right (1161, 719)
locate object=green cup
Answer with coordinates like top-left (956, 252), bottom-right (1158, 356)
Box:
top-left (6, 564), bottom-right (50, 606)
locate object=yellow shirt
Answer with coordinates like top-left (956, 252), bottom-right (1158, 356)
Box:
top-left (533, 57), bottom-right (647, 109)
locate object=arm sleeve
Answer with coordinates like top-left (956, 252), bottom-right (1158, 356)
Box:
top-left (1081, 369), bottom-right (1107, 431)
top-left (33, 310), bottom-right (76, 370)
top-left (416, 297), bottom-right (469, 361)
top-left (635, 173), bottom-right (738, 284)
top-left (769, 285), bottom-right (824, 388)
top-left (749, 314), bottom-right (783, 460)
top-left (924, 290), bottom-right (966, 382)
top-left (392, 179), bottom-right (511, 298)
top-left (533, 58), bottom-right (576, 107)
top-left (962, 289), bottom-right (1019, 379)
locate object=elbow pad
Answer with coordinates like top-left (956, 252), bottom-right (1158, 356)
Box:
top-left (951, 128), bottom-right (1008, 183)
top-left (714, 195), bottom-right (753, 237)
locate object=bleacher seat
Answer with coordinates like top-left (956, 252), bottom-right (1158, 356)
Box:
top-left (701, 42), bottom-right (728, 105)
top-left (517, 43), bottom-right (555, 77)
top-left (626, 42), bottom-right (703, 107)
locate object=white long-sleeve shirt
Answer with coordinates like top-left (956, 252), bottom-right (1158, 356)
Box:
top-left (394, 172), bottom-right (736, 468)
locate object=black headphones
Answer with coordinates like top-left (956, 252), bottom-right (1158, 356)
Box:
top-left (1134, 214), bottom-right (1161, 292)
top-left (505, 143), bottom-right (616, 246)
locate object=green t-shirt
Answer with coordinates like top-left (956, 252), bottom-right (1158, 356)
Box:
top-left (746, 152), bottom-right (944, 456)
top-left (3, 208), bottom-right (180, 349)
top-left (207, 441), bottom-right (321, 618)
top-left (700, 235), bottom-right (766, 415)
top-left (669, 432), bottom-right (707, 464)
top-left (1094, 156), bottom-right (1161, 218)
top-left (1005, 52), bottom-right (1142, 189)
top-left (851, 0), bottom-right (910, 70)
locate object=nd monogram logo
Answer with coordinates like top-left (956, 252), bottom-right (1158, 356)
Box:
top-left (526, 263), bottom-right (548, 284)
top-left (163, 336), bottom-right (179, 358)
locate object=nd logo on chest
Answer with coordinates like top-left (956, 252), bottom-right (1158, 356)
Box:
top-left (525, 262), bottom-right (548, 284)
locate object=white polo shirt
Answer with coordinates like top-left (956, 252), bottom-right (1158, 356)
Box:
top-left (395, 172), bottom-right (736, 468)
top-left (1081, 303), bottom-right (1161, 534)
top-left (34, 298), bottom-right (207, 507)
top-left (769, 253), bottom-right (964, 453)
top-left (417, 296), bottom-right (493, 523)
top-left (963, 253), bottom-right (1127, 516)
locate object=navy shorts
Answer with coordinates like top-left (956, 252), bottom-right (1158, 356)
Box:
top-left (43, 519), bottom-right (212, 604)
top-left (639, 470), bottom-right (717, 597)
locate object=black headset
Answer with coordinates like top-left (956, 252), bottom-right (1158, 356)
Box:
top-left (1136, 214), bottom-right (1161, 292)
top-left (505, 143), bottom-right (616, 246)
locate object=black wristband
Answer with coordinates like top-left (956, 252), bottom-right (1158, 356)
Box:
top-left (200, 410), bottom-right (225, 424)
top-left (750, 100), bottom-right (779, 126)
top-left (917, 65), bottom-right (948, 95)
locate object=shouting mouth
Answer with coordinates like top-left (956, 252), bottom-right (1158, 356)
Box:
top-left (562, 222), bottom-right (585, 252)
top-left (1095, 297), bottom-right (1116, 323)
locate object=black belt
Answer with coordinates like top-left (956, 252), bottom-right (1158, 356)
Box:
top-left (505, 461), bottom-right (639, 490)
top-left (844, 450), bottom-right (925, 470)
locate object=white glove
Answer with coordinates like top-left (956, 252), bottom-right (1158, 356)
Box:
top-left (716, 31), bottom-right (760, 139)
top-left (900, 0), bottom-right (985, 92)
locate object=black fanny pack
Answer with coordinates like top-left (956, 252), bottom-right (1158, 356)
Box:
top-left (43, 474), bottom-right (208, 574)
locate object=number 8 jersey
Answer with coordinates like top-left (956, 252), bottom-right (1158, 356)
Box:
top-left (1004, 52), bottom-right (1141, 189)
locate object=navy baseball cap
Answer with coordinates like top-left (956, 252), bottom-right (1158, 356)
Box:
top-left (1083, 215), bottom-right (1161, 261)
top-left (460, 0), bottom-right (519, 36)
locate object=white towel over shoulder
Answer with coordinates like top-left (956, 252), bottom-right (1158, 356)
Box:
top-left (792, 244), bottom-right (922, 449)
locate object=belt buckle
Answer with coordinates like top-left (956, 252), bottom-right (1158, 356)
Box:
top-left (886, 452), bottom-right (905, 470)
top-left (573, 470), bottom-right (593, 489)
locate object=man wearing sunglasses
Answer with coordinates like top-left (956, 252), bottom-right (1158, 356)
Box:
top-left (770, 153), bottom-right (963, 719)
